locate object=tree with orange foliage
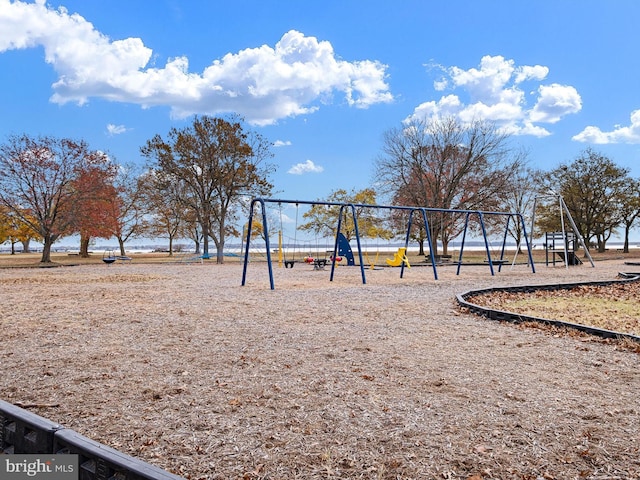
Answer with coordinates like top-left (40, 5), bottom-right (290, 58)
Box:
top-left (0, 134), bottom-right (106, 263)
top-left (70, 157), bottom-right (120, 257)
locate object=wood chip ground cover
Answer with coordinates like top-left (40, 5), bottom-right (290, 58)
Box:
top-left (1, 261), bottom-right (639, 480)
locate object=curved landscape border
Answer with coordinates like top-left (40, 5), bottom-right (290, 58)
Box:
top-left (456, 272), bottom-right (640, 343)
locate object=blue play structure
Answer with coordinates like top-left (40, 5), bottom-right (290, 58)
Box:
top-left (241, 198), bottom-right (535, 290)
top-left (336, 232), bottom-right (355, 266)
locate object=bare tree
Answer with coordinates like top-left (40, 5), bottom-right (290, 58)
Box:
top-left (138, 170), bottom-right (190, 256)
top-left (493, 164), bottom-right (539, 252)
top-left (106, 165), bottom-right (149, 256)
top-left (141, 115), bottom-right (275, 263)
top-left (375, 117), bottom-right (522, 255)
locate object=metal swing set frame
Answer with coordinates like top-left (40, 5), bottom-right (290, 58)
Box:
top-left (241, 197), bottom-right (535, 290)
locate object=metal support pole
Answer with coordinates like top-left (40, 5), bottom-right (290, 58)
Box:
top-left (456, 213), bottom-right (471, 275)
top-left (420, 208), bottom-right (438, 280)
top-left (479, 212), bottom-right (495, 276)
top-left (560, 196), bottom-right (595, 267)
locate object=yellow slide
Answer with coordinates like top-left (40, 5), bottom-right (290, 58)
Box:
top-left (385, 247), bottom-right (410, 267)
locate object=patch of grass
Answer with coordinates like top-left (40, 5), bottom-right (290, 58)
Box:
top-left (471, 282), bottom-right (640, 337)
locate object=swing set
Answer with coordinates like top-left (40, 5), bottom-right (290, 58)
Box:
top-left (242, 198), bottom-right (535, 290)
top-left (278, 202), bottom-right (298, 268)
top-left (277, 202), bottom-right (343, 269)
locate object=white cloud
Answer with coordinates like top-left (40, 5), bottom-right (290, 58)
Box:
top-left (514, 65), bottom-right (549, 84)
top-left (278, 212), bottom-right (295, 224)
top-left (411, 94), bottom-right (462, 120)
top-left (0, 1), bottom-right (393, 125)
top-left (433, 78), bottom-right (448, 91)
top-left (499, 122), bottom-right (551, 138)
top-left (409, 55), bottom-right (580, 137)
top-left (529, 83), bottom-right (581, 123)
top-left (287, 159), bottom-right (323, 175)
top-left (273, 140), bottom-right (292, 147)
top-left (106, 123), bottom-right (128, 136)
top-left (573, 109), bottom-right (640, 144)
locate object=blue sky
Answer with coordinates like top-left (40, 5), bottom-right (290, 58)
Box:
top-left (2, 0), bottom-right (640, 232)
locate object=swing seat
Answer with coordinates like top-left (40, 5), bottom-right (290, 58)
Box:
top-left (484, 258), bottom-right (508, 265)
top-left (304, 256), bottom-right (329, 270)
top-left (364, 250), bottom-right (380, 269)
top-left (102, 250), bottom-right (117, 265)
top-left (386, 247), bottom-right (410, 267)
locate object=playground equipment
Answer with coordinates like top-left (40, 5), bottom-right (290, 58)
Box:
top-left (386, 247), bottom-right (410, 268)
top-left (363, 249), bottom-right (379, 269)
top-left (531, 193), bottom-right (594, 268)
top-left (545, 231), bottom-right (582, 266)
top-left (176, 252), bottom-right (204, 264)
top-left (277, 201), bottom-right (354, 270)
top-left (303, 255), bottom-right (341, 270)
top-left (362, 237), bottom-right (385, 270)
top-left (279, 202), bottom-right (299, 268)
top-left (102, 250), bottom-right (116, 264)
top-left (241, 198), bottom-right (535, 289)
top-left (279, 230), bottom-right (297, 268)
top-left (102, 250), bottom-right (132, 264)
top-left (336, 232), bottom-right (355, 266)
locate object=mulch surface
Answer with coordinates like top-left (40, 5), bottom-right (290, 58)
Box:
top-left (1, 260), bottom-right (639, 479)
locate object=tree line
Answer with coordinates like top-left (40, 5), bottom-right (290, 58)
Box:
top-left (0, 116), bottom-right (274, 263)
top-left (1, 115), bottom-right (639, 264)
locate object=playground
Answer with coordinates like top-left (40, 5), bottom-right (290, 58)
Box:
top-left (1, 258), bottom-right (639, 479)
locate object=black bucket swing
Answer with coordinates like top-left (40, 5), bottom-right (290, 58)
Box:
top-left (102, 249), bottom-right (117, 265)
top-left (282, 203), bottom-right (298, 268)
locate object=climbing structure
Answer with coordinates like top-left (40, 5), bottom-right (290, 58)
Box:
top-left (531, 193), bottom-right (594, 268)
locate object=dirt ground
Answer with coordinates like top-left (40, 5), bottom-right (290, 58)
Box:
top-left (1, 258), bottom-right (639, 480)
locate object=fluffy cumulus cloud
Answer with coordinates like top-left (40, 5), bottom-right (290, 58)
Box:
top-left (409, 55), bottom-right (581, 137)
top-left (273, 140), bottom-right (292, 147)
top-left (287, 159), bottom-right (323, 175)
top-left (0, 0), bottom-right (393, 125)
top-left (572, 109), bottom-right (640, 144)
